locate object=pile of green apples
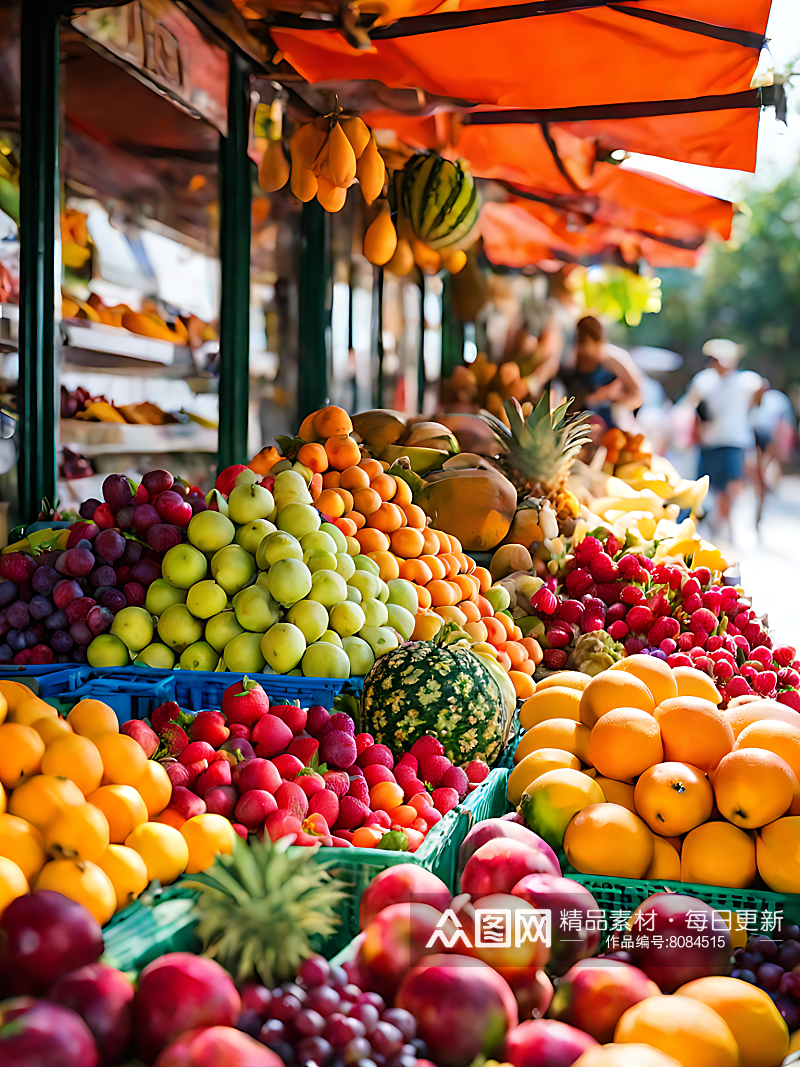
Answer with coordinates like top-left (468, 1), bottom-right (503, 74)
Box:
top-left (88, 468), bottom-right (418, 678)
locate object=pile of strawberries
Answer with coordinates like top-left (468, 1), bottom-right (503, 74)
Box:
top-left (125, 678), bottom-right (489, 852)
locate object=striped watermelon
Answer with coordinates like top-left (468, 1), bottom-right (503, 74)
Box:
top-left (401, 152), bottom-right (480, 250)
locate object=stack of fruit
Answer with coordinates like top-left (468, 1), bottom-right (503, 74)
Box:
top-left (0, 680), bottom-right (236, 925)
top-left (731, 930), bottom-right (800, 1032)
top-left (143, 677), bottom-right (490, 852)
top-left (509, 656), bottom-right (800, 895)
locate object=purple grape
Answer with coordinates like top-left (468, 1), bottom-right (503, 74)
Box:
top-left (6, 629), bottom-right (25, 652)
top-left (51, 630), bottom-right (74, 654)
top-left (91, 565), bottom-right (116, 588)
top-left (129, 559), bottom-right (161, 586)
top-left (329, 966), bottom-right (348, 990)
top-left (69, 620), bottom-right (92, 646)
top-left (115, 504), bottom-right (136, 529)
top-left (236, 1009), bottom-right (263, 1039)
top-left (0, 643), bottom-right (12, 663)
top-left (296, 1010), bottom-right (327, 1039)
top-left (32, 568), bottom-right (58, 595)
top-left (343, 1039), bottom-right (372, 1066)
top-left (785, 924), bottom-right (800, 940)
top-left (270, 994), bottom-right (302, 1023)
top-left (132, 504), bottom-right (160, 535)
top-left (260, 1020), bottom-right (288, 1045)
top-left (45, 608), bottom-right (68, 631)
top-left (29, 595), bottom-right (53, 621)
top-left (325, 1015), bottom-right (366, 1048)
top-left (73, 646), bottom-right (87, 663)
top-left (79, 498), bottom-right (101, 519)
top-left (306, 987), bottom-right (341, 1018)
top-left (95, 529), bottom-right (126, 562)
top-left (355, 1058), bottom-right (378, 1067)
top-left (142, 469), bottom-right (173, 496)
top-left (778, 939), bottom-right (800, 970)
top-left (342, 986), bottom-right (361, 1003)
top-left (370, 1023), bottom-right (403, 1059)
top-left (102, 589), bottom-right (126, 613)
top-left (355, 994), bottom-right (384, 1013)
top-left (189, 496), bottom-right (208, 514)
top-left (349, 1005), bottom-right (379, 1034)
top-left (124, 582), bottom-right (145, 606)
top-left (121, 539), bottom-right (144, 566)
top-left (54, 554), bottom-right (71, 575)
top-left (296, 1036), bottom-right (334, 1066)
top-left (281, 983), bottom-right (307, 1004)
top-left (772, 993), bottom-right (800, 1031)
top-left (23, 628), bottom-right (40, 648)
top-left (379, 1012), bottom-right (414, 1043)
top-left (64, 547), bottom-right (95, 577)
top-left (738, 951), bottom-right (763, 970)
top-left (6, 602), bottom-right (30, 629)
top-left (87, 605), bottom-right (113, 635)
top-left (66, 597), bottom-right (96, 624)
top-left (752, 936), bottom-right (779, 960)
top-left (735, 969), bottom-right (758, 984)
top-left (299, 957), bottom-right (331, 988)
top-left (146, 524), bottom-right (182, 552)
top-left (757, 962), bottom-right (783, 992)
top-left (0, 581), bottom-right (18, 604)
top-left (17, 582), bottom-right (32, 603)
top-left (410, 1039), bottom-right (427, 1058)
top-left (103, 473), bottom-right (134, 511)
top-left (0, 613), bottom-right (9, 638)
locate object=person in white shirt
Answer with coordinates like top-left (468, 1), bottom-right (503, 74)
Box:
top-left (684, 338), bottom-right (765, 536)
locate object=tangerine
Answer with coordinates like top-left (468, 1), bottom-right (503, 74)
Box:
top-left (390, 528), bottom-right (425, 559)
top-left (36, 857), bottom-right (116, 925)
top-left (507, 748), bottom-right (581, 804)
top-left (41, 734), bottom-right (103, 796)
top-left (516, 719), bottom-right (591, 764)
top-left (520, 687), bottom-right (582, 730)
top-left (340, 465), bottom-right (371, 492)
top-left (610, 655), bottom-right (678, 706)
top-left (0, 723), bottom-right (45, 788)
top-left (392, 477), bottom-right (413, 507)
top-left (181, 814), bottom-right (236, 873)
top-left (680, 822), bottom-right (756, 889)
top-left (645, 836), bottom-right (681, 880)
top-left (133, 760), bottom-right (172, 817)
top-left (459, 600), bottom-right (481, 624)
top-left (654, 697), bottom-right (733, 771)
top-left (565, 803), bottom-right (654, 879)
top-left (675, 976), bottom-right (789, 1067)
top-left (0, 855), bottom-right (27, 915)
top-left (336, 516), bottom-right (359, 537)
top-left (756, 816), bottom-right (800, 893)
top-left (352, 488), bottom-right (382, 517)
top-left (8, 773), bottom-right (84, 831)
top-left (634, 762), bottom-right (713, 836)
top-left (355, 528), bottom-right (390, 554)
top-left (45, 801), bottom-right (110, 863)
top-left (66, 698), bottom-right (119, 738)
top-left (322, 471), bottom-right (341, 489)
top-left (125, 822), bottom-right (189, 885)
top-left (427, 580), bottom-right (458, 607)
top-left (31, 716), bottom-right (72, 745)
top-left (370, 474), bottom-right (397, 501)
top-left (724, 701), bottom-right (800, 739)
top-left (315, 405), bottom-right (352, 438)
top-left (367, 502), bottom-right (404, 533)
top-left (325, 434), bottom-right (361, 471)
top-left (297, 442), bottom-right (328, 474)
top-left (369, 781), bottom-right (404, 812)
top-left (0, 813), bottom-right (46, 881)
top-left (594, 778), bottom-right (636, 813)
top-left (97, 843), bottom-right (149, 912)
top-left (87, 784), bottom-right (148, 843)
top-left (537, 672), bottom-right (591, 693)
top-left (580, 672), bottom-right (655, 728)
top-left (588, 708), bottom-right (663, 782)
top-left (672, 666), bottom-right (722, 705)
top-left (735, 719), bottom-right (800, 783)
top-left (615, 995), bottom-right (738, 1067)
top-left (315, 489), bottom-right (346, 518)
top-left (93, 732), bottom-right (148, 787)
top-left (713, 748), bottom-right (794, 828)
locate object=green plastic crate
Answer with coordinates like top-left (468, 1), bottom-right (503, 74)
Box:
top-left (102, 882), bottom-right (200, 973)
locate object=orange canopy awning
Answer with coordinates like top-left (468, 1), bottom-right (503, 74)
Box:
top-left (272, 0), bottom-right (770, 115)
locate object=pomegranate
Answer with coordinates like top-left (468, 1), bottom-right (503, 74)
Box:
top-left (503, 1018), bottom-right (598, 1067)
top-left (357, 903), bottom-right (450, 997)
top-left (497, 967), bottom-right (554, 1021)
top-left (510, 874), bottom-right (601, 975)
top-left (153, 1025), bottom-right (283, 1066)
top-left (0, 998), bottom-right (99, 1067)
top-left (547, 958), bottom-right (659, 1042)
top-left (46, 963), bottom-right (133, 1065)
top-left (396, 954), bottom-right (518, 1067)
top-left (133, 953), bottom-right (241, 1062)
top-left (461, 839), bottom-right (559, 895)
top-left (358, 864), bottom-right (451, 929)
top-left (627, 893), bottom-right (732, 992)
top-left (457, 819), bottom-right (560, 883)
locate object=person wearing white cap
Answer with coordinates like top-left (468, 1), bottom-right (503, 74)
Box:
top-left (684, 339), bottom-right (766, 537)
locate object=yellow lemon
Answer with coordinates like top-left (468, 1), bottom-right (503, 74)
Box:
top-left (125, 822), bottom-right (188, 885)
top-left (8, 773), bottom-right (84, 831)
top-left (36, 857), bottom-right (116, 925)
top-left (180, 814), bottom-right (236, 874)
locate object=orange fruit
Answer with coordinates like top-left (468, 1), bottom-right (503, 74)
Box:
top-left (67, 698), bottom-right (119, 739)
top-left (654, 697), bottom-right (734, 771)
top-left (125, 822), bottom-right (189, 885)
top-left (735, 719), bottom-right (800, 779)
top-left (297, 442), bottom-right (328, 474)
top-left (594, 778), bottom-right (636, 813)
top-left (10, 698), bottom-right (58, 727)
top-left (0, 723), bottom-right (45, 789)
top-left (495, 651), bottom-right (512, 672)
top-left (610, 654), bottom-right (678, 706)
top-left (41, 734), bottom-right (104, 795)
top-left (507, 748), bottom-right (581, 803)
top-left (681, 822), bottom-right (756, 889)
top-left (0, 681), bottom-right (33, 715)
top-left (387, 804), bottom-right (417, 827)
top-left (724, 700), bottom-right (800, 739)
top-left (314, 405), bottom-right (352, 438)
top-left (757, 816), bottom-right (800, 893)
top-left (520, 686), bottom-right (582, 730)
top-left (181, 814), bottom-right (236, 874)
top-left (503, 642), bottom-right (527, 669)
top-left (0, 813), bottom-right (46, 881)
top-left (352, 826), bottom-right (383, 848)
top-left (31, 716), bottom-right (73, 745)
top-left (308, 474), bottom-right (322, 502)
top-left (565, 803), bottom-right (654, 879)
top-left (588, 708), bottom-right (663, 782)
top-left (337, 515), bottom-right (360, 536)
top-left (93, 732), bottom-right (148, 788)
top-left (0, 784), bottom-right (5, 815)
top-left (675, 976), bottom-right (789, 1067)
top-left (399, 559), bottom-right (433, 585)
top-left (634, 762), bottom-right (713, 836)
top-left (36, 857), bottom-right (116, 925)
top-left (153, 807), bottom-right (186, 830)
top-left (369, 781), bottom-right (404, 812)
top-left (0, 855), bottom-right (28, 915)
top-left (537, 672), bottom-right (591, 693)
top-left (615, 995), bottom-right (738, 1067)
top-left (355, 528), bottom-right (390, 554)
top-left (509, 672), bottom-right (536, 699)
top-left (357, 457), bottom-right (383, 479)
top-left (672, 666), bottom-right (722, 705)
top-left (420, 554), bottom-right (446, 581)
top-left (45, 802), bottom-right (110, 864)
top-left (645, 836), bottom-right (681, 880)
top-left (8, 773), bottom-right (84, 832)
top-left (516, 719), bottom-right (591, 764)
top-left (411, 613), bottom-right (443, 641)
top-left (367, 550), bottom-right (400, 582)
top-left (713, 748), bottom-right (794, 828)
top-left (452, 575), bottom-right (478, 602)
top-left (571, 1046), bottom-right (681, 1067)
top-left (340, 465), bottom-right (370, 491)
top-left (315, 489), bottom-right (346, 518)
top-left (133, 760), bottom-right (172, 817)
top-left (96, 843), bottom-right (149, 912)
top-left (390, 528), bottom-right (425, 559)
top-left (580, 672), bottom-right (655, 728)
top-left (370, 474), bottom-right (397, 501)
top-left (87, 784), bottom-right (148, 843)
top-left (352, 488), bottom-right (382, 517)
top-left (325, 434), bottom-right (361, 471)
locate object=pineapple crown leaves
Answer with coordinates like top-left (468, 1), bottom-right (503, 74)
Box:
top-left (189, 835), bottom-right (347, 987)
top-left (297, 752), bottom-right (328, 776)
top-left (477, 393), bottom-right (592, 477)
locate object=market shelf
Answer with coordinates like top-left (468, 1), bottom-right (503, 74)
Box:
top-left (59, 417), bottom-right (218, 454)
top-left (62, 319), bottom-right (190, 366)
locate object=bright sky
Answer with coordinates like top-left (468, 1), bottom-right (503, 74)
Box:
top-left (620, 0), bottom-right (800, 200)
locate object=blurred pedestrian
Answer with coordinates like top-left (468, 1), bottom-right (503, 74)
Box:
top-left (751, 382), bottom-right (797, 528)
top-left (560, 316), bottom-right (643, 430)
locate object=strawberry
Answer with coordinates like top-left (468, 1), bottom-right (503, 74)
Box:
top-left (228, 724), bottom-right (251, 740)
top-left (252, 714), bottom-right (293, 758)
top-left (288, 736), bottom-right (319, 766)
top-left (272, 754), bottom-right (305, 779)
top-left (357, 744), bottom-right (393, 770)
top-left (432, 787), bottom-right (459, 815)
top-left (440, 765), bottom-right (469, 799)
top-left (402, 777), bottom-right (428, 802)
top-left (151, 701), bottom-right (183, 735)
top-left (294, 769), bottom-right (326, 797)
top-left (320, 730), bottom-right (357, 770)
top-left (264, 809), bottom-right (303, 843)
top-left (321, 770), bottom-right (350, 798)
top-left (308, 788), bottom-right (339, 827)
top-left (306, 706), bottom-right (332, 738)
top-left (464, 760), bottom-right (489, 784)
top-left (410, 735), bottom-right (443, 760)
top-left (355, 733), bottom-right (374, 755)
top-left (271, 704), bottom-right (308, 734)
top-left (190, 711), bottom-right (230, 748)
top-left (346, 776), bottom-right (370, 805)
top-left (178, 740), bottom-right (216, 766)
top-left (394, 765), bottom-right (418, 786)
top-left (329, 712), bottom-right (355, 735)
top-left (419, 755), bottom-right (452, 787)
top-left (195, 760), bottom-right (232, 796)
top-left (334, 796), bottom-right (369, 830)
top-left (396, 752), bottom-right (418, 771)
top-left (363, 765), bottom-right (396, 787)
top-left (157, 722), bottom-right (188, 758)
top-left (182, 759), bottom-right (209, 785)
top-left (222, 676), bottom-right (270, 728)
top-left (275, 780), bottom-right (309, 819)
top-left (170, 787), bottom-right (206, 819)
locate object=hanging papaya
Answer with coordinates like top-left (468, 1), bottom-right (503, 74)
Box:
top-left (259, 138), bottom-right (290, 192)
top-left (385, 237), bottom-right (415, 276)
top-left (356, 135), bottom-right (386, 206)
top-left (363, 201), bottom-right (398, 266)
top-left (289, 122), bottom-right (326, 201)
top-left (411, 236), bottom-right (441, 275)
top-left (317, 175), bottom-right (348, 213)
top-left (441, 249), bottom-right (467, 274)
top-left (341, 116), bottom-right (371, 158)
top-left (323, 122), bottom-right (357, 188)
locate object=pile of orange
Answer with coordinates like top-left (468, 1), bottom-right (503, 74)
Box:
top-left (509, 655), bottom-right (800, 892)
top-left (251, 405), bottom-right (542, 696)
top-left (0, 681), bottom-right (234, 925)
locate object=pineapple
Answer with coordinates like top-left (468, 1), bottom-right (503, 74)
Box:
top-left (189, 835), bottom-right (346, 986)
top-left (479, 394), bottom-right (590, 520)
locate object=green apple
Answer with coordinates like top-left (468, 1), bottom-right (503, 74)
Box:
top-left (157, 604), bottom-right (204, 652)
top-left (205, 489), bottom-right (229, 516)
top-left (319, 630), bottom-right (343, 647)
top-left (346, 536), bottom-right (361, 556)
top-left (329, 601), bottom-right (366, 638)
top-left (305, 550), bottom-right (338, 574)
top-left (387, 578), bottom-right (419, 615)
top-left (301, 531), bottom-right (338, 556)
top-left (293, 460), bottom-right (314, 484)
top-left (342, 636), bottom-right (375, 676)
top-left (205, 610), bottom-right (245, 653)
top-left (235, 585), bottom-right (281, 632)
top-left (134, 643), bottom-right (175, 669)
top-left (307, 569), bottom-right (347, 608)
top-left (145, 579), bottom-right (187, 616)
top-left (162, 544), bottom-right (208, 589)
top-left (180, 641), bottom-right (219, 671)
top-left (188, 510), bottom-right (235, 554)
top-left (234, 469), bottom-right (260, 487)
top-left (346, 586), bottom-right (363, 604)
top-left (361, 598), bottom-right (389, 628)
top-left (320, 522), bottom-right (347, 552)
top-left (87, 634), bottom-right (130, 668)
top-left (285, 599), bottom-right (328, 643)
top-left (186, 580), bottom-right (228, 620)
top-left (234, 518), bottom-right (276, 555)
top-left (376, 578), bottom-right (390, 603)
top-left (387, 603), bottom-right (415, 641)
top-left (353, 554), bottom-right (380, 576)
top-left (278, 502), bottom-right (320, 539)
top-left (228, 483), bottom-right (275, 524)
top-left (273, 469), bottom-right (311, 505)
top-left (261, 622), bottom-right (306, 673)
top-left (267, 558), bottom-right (312, 605)
top-left (485, 584), bottom-right (511, 613)
top-left (335, 553), bottom-right (356, 581)
top-left (348, 571), bottom-right (381, 601)
top-left (256, 530), bottom-right (302, 569)
top-left (211, 545), bottom-right (256, 594)
top-left (359, 626), bottom-right (400, 658)
top-left (223, 631), bottom-right (266, 673)
top-left (111, 606), bottom-right (154, 652)
top-left (301, 642), bottom-right (350, 679)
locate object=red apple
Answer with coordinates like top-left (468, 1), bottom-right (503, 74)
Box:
top-left (169, 787), bottom-right (206, 820)
top-left (121, 720), bottom-right (158, 759)
top-left (232, 757), bottom-right (281, 795)
top-left (189, 711), bottom-right (230, 748)
top-left (627, 893), bottom-right (732, 992)
top-left (235, 790), bottom-right (278, 830)
top-left (467, 894), bottom-right (551, 971)
top-left (548, 958), bottom-right (660, 1042)
top-left (154, 1024), bottom-right (283, 1066)
top-left (357, 903), bottom-right (450, 998)
top-left (204, 786), bottom-right (239, 819)
top-left (457, 818), bottom-right (560, 884)
top-left (504, 1019), bottom-right (598, 1067)
top-left (460, 839), bottom-right (559, 896)
top-left (0, 998), bottom-right (99, 1067)
top-left (46, 963), bottom-right (134, 1065)
top-left (359, 864), bottom-right (451, 930)
top-left (496, 968), bottom-right (553, 1021)
top-left (510, 874), bottom-right (602, 976)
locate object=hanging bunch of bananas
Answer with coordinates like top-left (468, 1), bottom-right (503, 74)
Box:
top-left (362, 154), bottom-right (480, 276)
top-left (258, 99), bottom-right (386, 214)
